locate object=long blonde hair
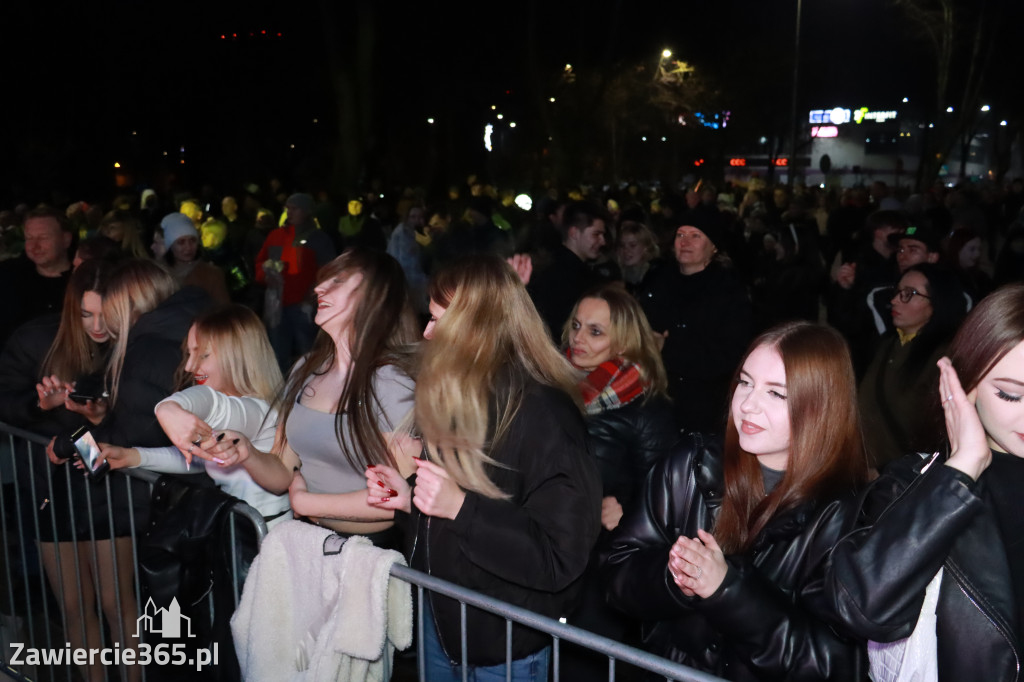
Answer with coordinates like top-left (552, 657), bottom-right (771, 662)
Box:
top-left (102, 259), bottom-right (178, 405)
top-left (418, 255), bottom-right (581, 499)
top-left (175, 304), bottom-right (283, 402)
top-left (561, 283), bottom-right (668, 399)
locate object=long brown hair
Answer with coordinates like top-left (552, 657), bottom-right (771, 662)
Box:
top-left (948, 284), bottom-right (1024, 393)
top-left (274, 248), bottom-right (418, 470)
top-left (418, 255), bottom-right (581, 499)
top-left (714, 321), bottom-right (868, 553)
top-left (41, 258), bottom-right (115, 381)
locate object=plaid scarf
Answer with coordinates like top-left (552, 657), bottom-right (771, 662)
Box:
top-left (577, 357), bottom-right (646, 415)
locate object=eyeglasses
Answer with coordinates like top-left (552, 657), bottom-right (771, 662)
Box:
top-left (891, 286), bottom-right (931, 304)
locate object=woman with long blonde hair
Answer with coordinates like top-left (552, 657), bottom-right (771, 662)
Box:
top-left (603, 321), bottom-right (869, 680)
top-left (99, 304), bottom-right (290, 525)
top-left (89, 258), bottom-right (210, 445)
top-left (368, 255), bottom-right (602, 681)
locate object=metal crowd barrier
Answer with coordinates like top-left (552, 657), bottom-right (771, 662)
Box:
top-left (0, 422), bottom-right (266, 682)
top-left (391, 565), bottom-right (726, 682)
top-left (0, 421), bottom-right (721, 682)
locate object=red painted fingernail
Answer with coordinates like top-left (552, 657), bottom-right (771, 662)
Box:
top-left (388, 489), bottom-right (398, 496)
top-left (377, 480), bottom-right (386, 488)
top-left (381, 497), bottom-right (390, 503)
top-left (412, 456), bottom-right (423, 461)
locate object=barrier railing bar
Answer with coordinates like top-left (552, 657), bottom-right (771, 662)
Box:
top-left (10, 439), bottom-right (35, 669)
top-left (416, 586), bottom-right (426, 682)
top-left (390, 564), bottom-right (724, 682)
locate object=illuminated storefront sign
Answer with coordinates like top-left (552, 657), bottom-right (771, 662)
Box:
top-left (854, 107), bottom-right (897, 124)
top-left (811, 126), bottom-right (839, 138)
top-left (809, 108), bottom-right (850, 125)
top-left (809, 107), bottom-right (898, 125)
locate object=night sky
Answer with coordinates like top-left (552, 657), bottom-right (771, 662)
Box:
top-left (0, 0), bottom-right (1010, 202)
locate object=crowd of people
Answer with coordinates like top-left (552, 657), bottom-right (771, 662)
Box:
top-left (0, 172), bottom-right (1022, 681)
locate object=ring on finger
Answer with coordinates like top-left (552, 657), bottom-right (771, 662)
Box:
top-left (695, 566), bottom-right (703, 579)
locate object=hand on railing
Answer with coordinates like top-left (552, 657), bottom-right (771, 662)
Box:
top-left (365, 464), bottom-right (412, 513)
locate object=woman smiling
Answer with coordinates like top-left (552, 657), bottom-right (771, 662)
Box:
top-left (603, 321), bottom-right (869, 681)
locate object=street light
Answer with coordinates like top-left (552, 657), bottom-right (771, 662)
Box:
top-left (661, 49), bottom-right (672, 59)
top-left (981, 105), bottom-right (991, 112)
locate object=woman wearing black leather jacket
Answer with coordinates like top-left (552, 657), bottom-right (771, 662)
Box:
top-left (820, 284), bottom-right (1024, 682)
top-left (602, 321), bottom-right (869, 681)
top-left (560, 283), bottom-right (680, 672)
top-left (564, 283), bottom-right (680, 531)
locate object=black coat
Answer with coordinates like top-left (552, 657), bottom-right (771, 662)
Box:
top-left (602, 433), bottom-right (867, 681)
top-left (397, 378), bottom-right (602, 666)
top-left (528, 245), bottom-right (607, 341)
top-left (92, 286), bottom-right (211, 447)
top-left (586, 394), bottom-right (679, 509)
top-left (819, 452), bottom-right (1022, 682)
top-left (638, 262), bottom-right (752, 432)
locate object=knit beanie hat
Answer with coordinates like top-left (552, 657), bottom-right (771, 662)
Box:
top-left (161, 212), bottom-right (200, 246)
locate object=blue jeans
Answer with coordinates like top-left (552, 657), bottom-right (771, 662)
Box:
top-left (421, 600), bottom-right (551, 682)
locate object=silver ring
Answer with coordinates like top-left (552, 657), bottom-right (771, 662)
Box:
top-left (188, 444), bottom-right (195, 454)
top-left (947, 394), bottom-right (953, 402)
top-left (696, 566), bottom-right (702, 579)
top-left (192, 437), bottom-right (202, 446)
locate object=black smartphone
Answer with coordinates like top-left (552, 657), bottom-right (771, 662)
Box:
top-left (72, 429), bottom-right (109, 479)
top-left (68, 392), bottom-right (95, 405)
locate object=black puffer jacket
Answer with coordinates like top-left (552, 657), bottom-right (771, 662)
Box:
top-left (586, 394), bottom-right (679, 510)
top-left (92, 286), bottom-right (210, 447)
top-left (601, 433), bottom-right (867, 681)
top-left (819, 452), bottom-right (1022, 682)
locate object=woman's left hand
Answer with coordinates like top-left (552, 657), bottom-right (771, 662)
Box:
top-left (412, 457), bottom-right (466, 520)
top-left (668, 528), bottom-right (728, 599)
top-left (194, 430), bottom-right (250, 468)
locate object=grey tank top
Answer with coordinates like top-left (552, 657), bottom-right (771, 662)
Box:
top-left (286, 364), bottom-right (415, 495)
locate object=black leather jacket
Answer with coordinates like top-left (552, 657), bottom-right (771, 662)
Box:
top-left (586, 394), bottom-right (680, 509)
top-left (601, 433), bottom-right (867, 681)
top-left (819, 452), bottom-right (1022, 682)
